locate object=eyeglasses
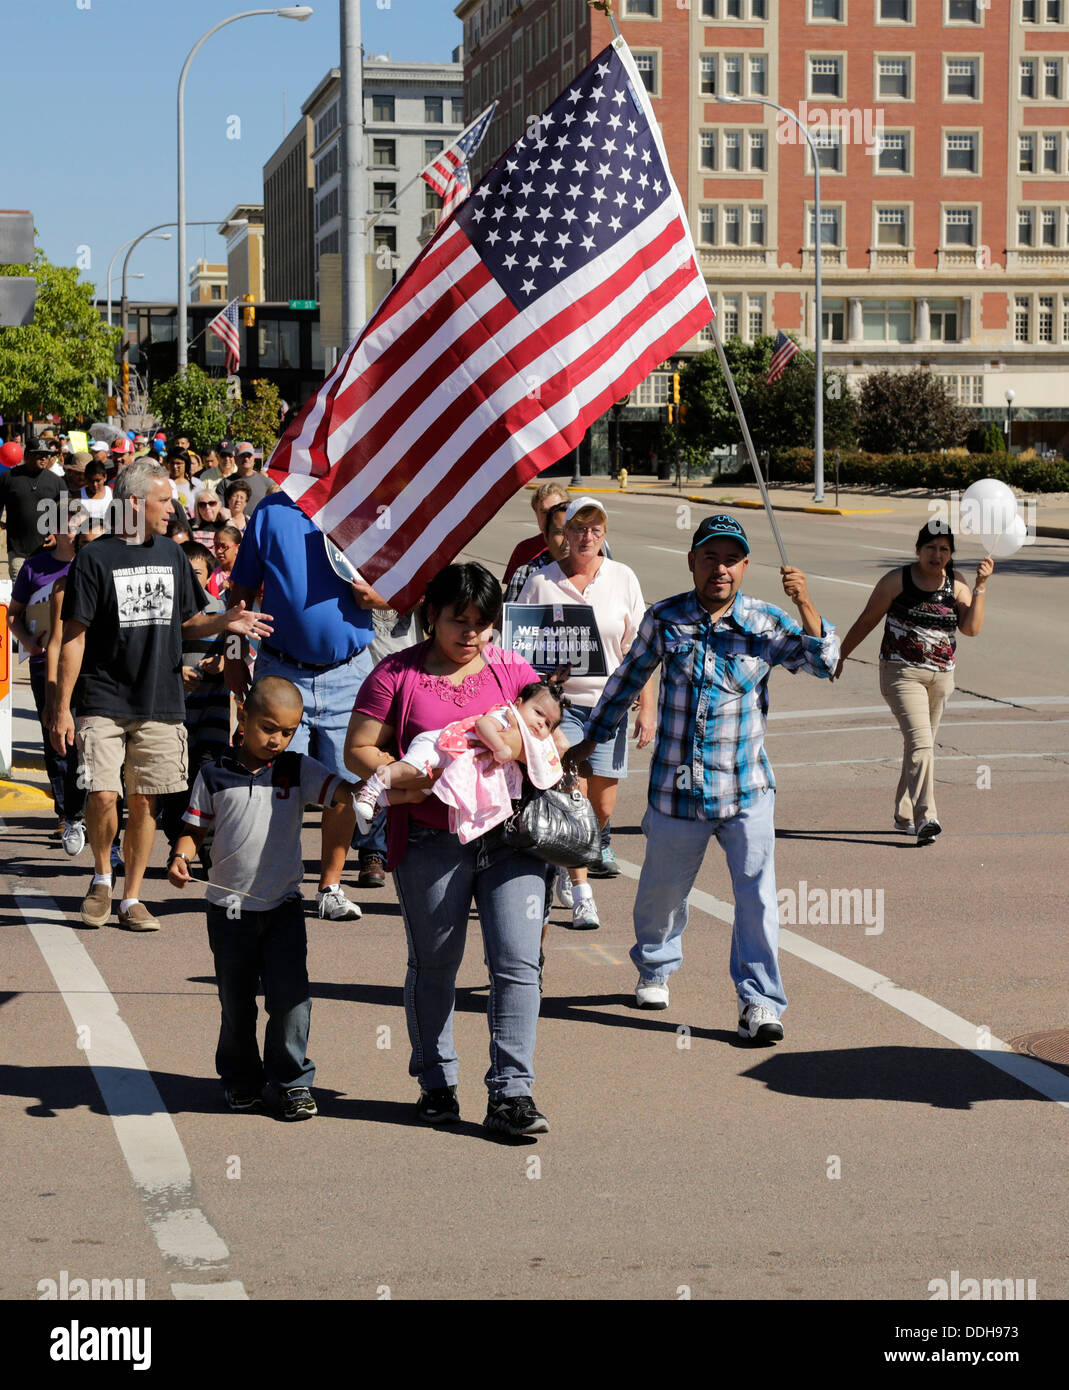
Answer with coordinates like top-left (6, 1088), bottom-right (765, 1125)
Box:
top-left (568, 524), bottom-right (605, 537)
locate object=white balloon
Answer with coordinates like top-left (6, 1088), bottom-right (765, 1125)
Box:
top-left (979, 513), bottom-right (1028, 558)
top-left (961, 478), bottom-right (1018, 537)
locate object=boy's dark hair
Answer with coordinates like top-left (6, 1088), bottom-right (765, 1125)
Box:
top-left (244, 675), bottom-right (303, 719)
top-left (166, 514), bottom-right (191, 539)
top-left (517, 677), bottom-right (570, 717)
top-left (421, 562), bottom-right (502, 634)
top-left (181, 540), bottom-right (214, 571)
top-left (915, 520), bottom-right (955, 553)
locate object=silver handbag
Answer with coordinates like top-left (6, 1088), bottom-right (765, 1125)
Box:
top-left (503, 770), bottom-right (602, 870)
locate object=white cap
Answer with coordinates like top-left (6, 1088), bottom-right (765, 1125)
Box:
top-left (89, 440), bottom-right (109, 452)
top-left (563, 495), bottom-right (608, 526)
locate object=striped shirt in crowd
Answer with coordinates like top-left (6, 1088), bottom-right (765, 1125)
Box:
top-left (584, 589), bottom-right (839, 822)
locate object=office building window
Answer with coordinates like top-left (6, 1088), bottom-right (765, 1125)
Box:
top-left (1042, 208), bottom-right (1059, 244)
top-left (373, 139), bottom-right (397, 166)
top-left (929, 300), bottom-right (959, 341)
top-left (944, 207), bottom-right (976, 245)
top-left (945, 132), bottom-right (978, 172)
top-left (372, 95), bottom-right (395, 122)
top-left (373, 182), bottom-right (396, 212)
top-left (863, 299), bottom-right (912, 341)
top-left (945, 58), bottom-right (978, 98)
top-left (724, 131), bottom-right (742, 171)
top-left (424, 139), bottom-right (444, 163)
top-left (810, 56), bottom-right (843, 97)
top-left (811, 0), bottom-right (844, 18)
top-left (878, 57), bottom-right (910, 98)
top-left (811, 129), bottom-right (843, 172)
top-left (808, 206), bottom-right (842, 245)
top-left (1019, 134), bottom-right (1036, 173)
top-left (877, 131), bottom-right (910, 171)
top-left (722, 294), bottom-right (740, 337)
top-left (877, 206), bottom-right (909, 245)
top-left (946, 0), bottom-right (979, 20)
top-left (1043, 133), bottom-right (1060, 171)
top-left (822, 299), bottom-right (846, 341)
top-left (1045, 59), bottom-right (1062, 98)
top-left (750, 55), bottom-right (768, 93)
top-left (700, 56), bottom-right (716, 94)
top-left (725, 55), bottom-right (742, 95)
top-left (1020, 59), bottom-right (1037, 97)
top-left (633, 53), bottom-right (658, 93)
top-left (749, 207), bottom-right (766, 244)
top-left (724, 206), bottom-right (741, 245)
top-left (700, 130), bottom-right (717, 169)
top-left (425, 97), bottom-right (443, 123)
top-left (373, 226), bottom-right (397, 253)
top-left (1038, 295), bottom-right (1055, 339)
top-left (624, 0), bottom-right (658, 14)
top-left (750, 130), bottom-right (767, 169)
top-left (1015, 296), bottom-right (1030, 341)
top-left (879, 0), bottom-right (911, 17)
top-left (747, 296), bottom-right (765, 338)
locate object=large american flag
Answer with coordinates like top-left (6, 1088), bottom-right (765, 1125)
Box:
top-left (267, 40), bottom-right (713, 613)
top-left (421, 103), bottom-right (497, 217)
top-left (207, 298), bottom-right (241, 376)
top-left (766, 329), bottom-right (800, 385)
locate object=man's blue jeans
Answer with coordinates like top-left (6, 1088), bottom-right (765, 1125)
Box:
top-left (253, 646), bottom-right (373, 776)
top-left (630, 791), bottom-right (787, 1016)
top-left (393, 824), bottom-right (546, 1099)
top-left (206, 896), bottom-right (314, 1093)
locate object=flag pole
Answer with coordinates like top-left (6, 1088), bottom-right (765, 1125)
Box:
top-left (590, 1), bottom-right (623, 41)
top-left (710, 313), bottom-right (790, 567)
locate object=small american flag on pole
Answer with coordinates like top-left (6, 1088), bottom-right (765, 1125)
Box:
top-left (766, 329), bottom-right (800, 384)
top-left (207, 298), bottom-right (242, 376)
top-left (421, 102), bottom-right (498, 217)
top-left (267, 40), bottom-right (713, 613)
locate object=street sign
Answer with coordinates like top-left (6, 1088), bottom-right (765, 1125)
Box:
top-left (288, 299), bottom-right (317, 310)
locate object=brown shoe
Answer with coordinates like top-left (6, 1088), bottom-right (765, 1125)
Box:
top-left (116, 902), bottom-right (161, 932)
top-left (358, 855), bottom-right (386, 888)
top-left (80, 881), bottom-right (112, 928)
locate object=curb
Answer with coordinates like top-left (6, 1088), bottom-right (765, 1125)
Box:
top-left (0, 779), bottom-right (53, 813)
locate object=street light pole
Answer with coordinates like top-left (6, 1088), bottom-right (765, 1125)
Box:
top-left (718, 93), bottom-right (825, 502)
top-left (176, 7), bottom-right (314, 371)
top-left (1005, 388), bottom-right (1015, 449)
top-left (340, 0), bottom-right (367, 348)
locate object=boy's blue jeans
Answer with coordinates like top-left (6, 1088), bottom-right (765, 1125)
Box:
top-left (206, 895), bottom-right (314, 1094)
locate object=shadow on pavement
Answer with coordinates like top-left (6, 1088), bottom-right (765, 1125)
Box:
top-left (741, 1045), bottom-right (1067, 1109)
top-left (775, 828), bottom-right (919, 850)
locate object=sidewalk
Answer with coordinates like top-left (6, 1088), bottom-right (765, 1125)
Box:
top-left (556, 472), bottom-right (1069, 538)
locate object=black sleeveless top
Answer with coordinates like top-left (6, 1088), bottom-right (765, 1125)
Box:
top-left (879, 565), bottom-right (957, 671)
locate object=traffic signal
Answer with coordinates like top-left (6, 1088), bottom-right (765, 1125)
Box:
top-left (242, 294), bottom-right (255, 327)
top-left (672, 372), bottom-right (680, 404)
top-left (121, 361), bottom-right (130, 411)
top-left (667, 404), bottom-right (673, 424)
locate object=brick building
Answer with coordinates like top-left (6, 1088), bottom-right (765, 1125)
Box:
top-left (456, 0), bottom-right (1069, 461)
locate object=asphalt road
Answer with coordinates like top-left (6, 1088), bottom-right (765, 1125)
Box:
top-left (3, 488), bottom-right (1068, 1307)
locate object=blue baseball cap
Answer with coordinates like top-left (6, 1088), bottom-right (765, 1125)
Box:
top-left (691, 514), bottom-right (750, 555)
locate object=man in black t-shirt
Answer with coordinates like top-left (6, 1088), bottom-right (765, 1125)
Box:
top-left (0, 435), bottom-right (63, 580)
top-left (50, 459), bottom-right (274, 932)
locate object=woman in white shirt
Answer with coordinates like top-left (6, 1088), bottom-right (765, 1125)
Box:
top-left (79, 459), bottom-right (114, 524)
top-left (518, 496), bottom-right (655, 930)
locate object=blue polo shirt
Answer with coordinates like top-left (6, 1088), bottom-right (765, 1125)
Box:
top-left (230, 492), bottom-right (373, 665)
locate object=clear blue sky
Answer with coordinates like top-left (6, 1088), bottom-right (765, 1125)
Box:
top-left (0, 0), bottom-right (462, 304)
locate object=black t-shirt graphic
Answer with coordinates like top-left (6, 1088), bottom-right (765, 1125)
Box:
top-left (61, 534), bottom-right (208, 721)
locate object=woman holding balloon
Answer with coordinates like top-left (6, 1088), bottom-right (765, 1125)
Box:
top-left (833, 518), bottom-right (994, 845)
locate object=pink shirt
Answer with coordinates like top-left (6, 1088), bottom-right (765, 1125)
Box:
top-left (355, 642), bottom-right (539, 862)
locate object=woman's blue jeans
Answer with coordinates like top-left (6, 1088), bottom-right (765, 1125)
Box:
top-left (393, 824), bottom-right (546, 1099)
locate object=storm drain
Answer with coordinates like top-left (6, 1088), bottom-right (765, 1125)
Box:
top-left (1008, 1031), bottom-right (1069, 1066)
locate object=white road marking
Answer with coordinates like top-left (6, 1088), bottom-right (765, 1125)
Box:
top-left (768, 698), bottom-right (1069, 720)
top-left (776, 750), bottom-right (1069, 768)
top-left (647, 546), bottom-right (874, 588)
top-left (613, 862), bottom-right (1069, 1109)
top-left (648, 545), bottom-right (688, 556)
top-left (766, 718), bottom-right (1069, 739)
top-left (7, 875), bottom-right (247, 1300)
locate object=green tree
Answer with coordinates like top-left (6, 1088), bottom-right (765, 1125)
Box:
top-left (857, 369), bottom-right (972, 453)
top-left (0, 250), bottom-right (120, 422)
top-left (230, 377), bottom-right (285, 455)
top-left (149, 365), bottom-right (229, 454)
top-left (677, 336), bottom-right (856, 459)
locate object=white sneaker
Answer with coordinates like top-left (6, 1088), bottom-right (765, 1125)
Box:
top-left (568, 896), bottom-right (600, 930)
top-left (917, 819), bottom-right (942, 846)
top-left (738, 1002), bottom-right (784, 1044)
top-left (316, 886), bottom-right (361, 920)
top-left (893, 818), bottom-right (915, 835)
top-left (554, 866), bottom-right (573, 909)
top-left (62, 819), bottom-right (87, 857)
top-left (636, 978), bottom-right (669, 1009)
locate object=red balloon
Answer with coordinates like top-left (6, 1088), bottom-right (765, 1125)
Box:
top-left (0, 441), bottom-right (24, 467)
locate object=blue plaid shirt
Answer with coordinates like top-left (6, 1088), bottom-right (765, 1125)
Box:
top-left (584, 589), bottom-right (839, 821)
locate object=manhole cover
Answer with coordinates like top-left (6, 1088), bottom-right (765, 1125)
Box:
top-left (1007, 1030), bottom-right (1069, 1065)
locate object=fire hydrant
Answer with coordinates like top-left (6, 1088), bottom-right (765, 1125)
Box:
top-left (618, 469), bottom-right (628, 491)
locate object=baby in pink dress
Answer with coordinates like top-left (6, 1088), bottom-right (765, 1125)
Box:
top-left (354, 679), bottom-right (571, 844)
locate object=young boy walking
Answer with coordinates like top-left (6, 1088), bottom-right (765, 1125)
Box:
top-left (169, 675), bottom-right (360, 1119)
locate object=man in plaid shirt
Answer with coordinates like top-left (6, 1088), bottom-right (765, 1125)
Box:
top-left (573, 516), bottom-right (838, 1043)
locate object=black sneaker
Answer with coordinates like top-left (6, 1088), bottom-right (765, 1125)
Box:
top-left (224, 1087), bottom-right (265, 1113)
top-left (917, 819), bottom-right (942, 846)
top-left (416, 1084), bottom-right (460, 1124)
top-left (484, 1095), bottom-right (550, 1136)
top-left (279, 1086), bottom-right (317, 1120)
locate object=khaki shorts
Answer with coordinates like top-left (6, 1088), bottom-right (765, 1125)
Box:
top-left (76, 716), bottom-right (189, 796)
